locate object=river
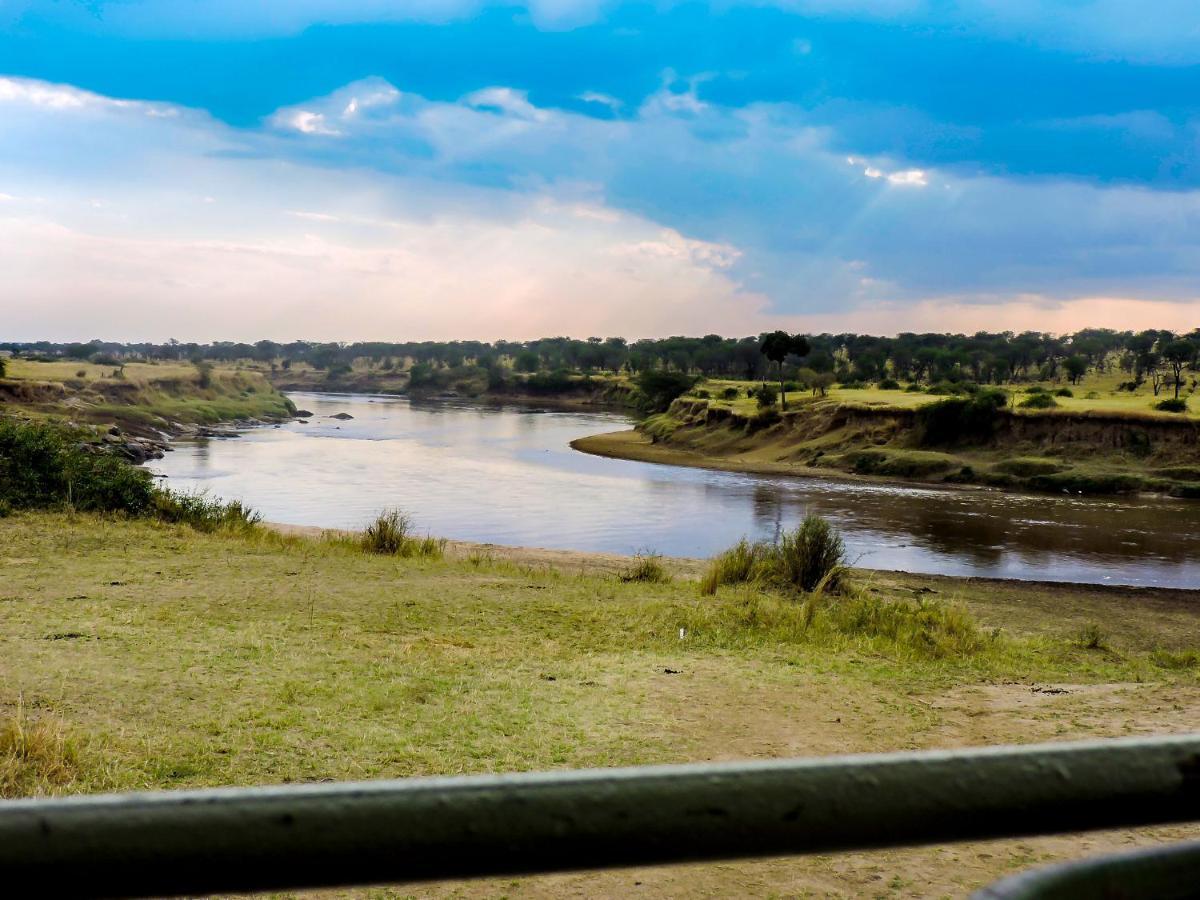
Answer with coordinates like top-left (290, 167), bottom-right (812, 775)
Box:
top-left (150, 391), bottom-right (1200, 588)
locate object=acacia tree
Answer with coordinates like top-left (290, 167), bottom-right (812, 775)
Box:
top-left (1063, 355), bottom-right (1088, 385)
top-left (1162, 340), bottom-right (1196, 400)
top-left (759, 332), bottom-right (811, 409)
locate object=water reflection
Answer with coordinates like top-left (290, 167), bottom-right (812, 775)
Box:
top-left (149, 392), bottom-right (1200, 588)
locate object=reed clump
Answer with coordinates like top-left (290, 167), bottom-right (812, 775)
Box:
top-left (361, 510), bottom-right (446, 559)
top-left (0, 703), bottom-right (79, 798)
top-left (700, 515), bottom-right (846, 596)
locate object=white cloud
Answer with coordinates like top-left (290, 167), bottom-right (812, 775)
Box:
top-left (577, 91), bottom-right (622, 111)
top-left (276, 109), bottom-right (342, 136)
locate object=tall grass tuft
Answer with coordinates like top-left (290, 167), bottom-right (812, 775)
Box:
top-left (0, 702), bottom-right (79, 798)
top-left (699, 538), bottom-right (769, 595)
top-left (700, 516), bottom-right (846, 596)
top-left (153, 490), bottom-right (261, 533)
top-left (1075, 622), bottom-right (1109, 650)
top-left (361, 510), bottom-right (446, 559)
top-left (775, 516), bottom-right (846, 593)
top-left (618, 551), bottom-right (671, 584)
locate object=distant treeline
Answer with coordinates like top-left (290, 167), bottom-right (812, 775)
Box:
top-left (7, 328), bottom-right (1200, 384)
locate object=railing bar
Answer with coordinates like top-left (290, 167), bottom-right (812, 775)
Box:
top-left (1, 734), bottom-right (1198, 899)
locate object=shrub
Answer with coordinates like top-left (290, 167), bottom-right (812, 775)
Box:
top-left (878, 378), bottom-right (901, 390)
top-left (904, 383), bottom-right (923, 392)
top-left (754, 383), bottom-right (778, 408)
top-left (618, 551), bottom-right (671, 584)
top-left (635, 371), bottom-right (698, 412)
top-left (1054, 388), bottom-right (1074, 398)
top-left (75, 369), bottom-right (87, 378)
top-left (701, 516), bottom-right (846, 596)
top-left (360, 510), bottom-right (445, 558)
top-left (916, 390), bottom-right (1007, 447)
top-left (721, 387), bottom-right (740, 400)
top-left (1019, 393), bottom-right (1057, 409)
top-left (746, 407), bottom-right (781, 433)
top-left (0, 420), bottom-right (156, 514)
top-left (1151, 649), bottom-right (1200, 670)
top-left (838, 380), bottom-right (867, 390)
top-left (992, 457), bottom-right (1063, 478)
top-left (1155, 398), bottom-right (1188, 413)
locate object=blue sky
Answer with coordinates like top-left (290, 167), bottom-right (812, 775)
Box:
top-left (2, 1), bottom-right (1199, 340)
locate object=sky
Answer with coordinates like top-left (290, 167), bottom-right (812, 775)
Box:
top-left (2, 1), bottom-right (1200, 341)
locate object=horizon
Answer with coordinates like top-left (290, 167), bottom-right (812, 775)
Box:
top-left (4, 2), bottom-right (1200, 340)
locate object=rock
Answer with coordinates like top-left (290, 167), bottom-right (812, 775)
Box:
top-left (108, 425), bottom-right (121, 436)
top-left (297, 420), bottom-right (309, 424)
top-left (293, 409), bottom-right (314, 418)
top-left (329, 412), bottom-right (354, 420)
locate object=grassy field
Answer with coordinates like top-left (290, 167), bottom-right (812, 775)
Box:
top-left (697, 370), bottom-right (1200, 420)
top-left (2, 512), bottom-right (1199, 896)
top-left (0, 360), bottom-right (295, 434)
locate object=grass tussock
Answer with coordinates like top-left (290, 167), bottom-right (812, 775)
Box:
top-left (0, 703), bottom-right (79, 798)
top-left (153, 490), bottom-right (261, 533)
top-left (361, 510), bottom-right (446, 558)
top-left (1075, 622), bottom-right (1109, 651)
top-left (1151, 648), bottom-right (1200, 670)
top-left (618, 551), bottom-right (671, 584)
top-left (700, 515), bottom-right (846, 596)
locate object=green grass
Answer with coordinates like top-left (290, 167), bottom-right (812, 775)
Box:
top-left (2, 512), bottom-right (1198, 893)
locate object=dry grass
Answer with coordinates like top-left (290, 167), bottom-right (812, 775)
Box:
top-left (0, 700), bottom-right (79, 798)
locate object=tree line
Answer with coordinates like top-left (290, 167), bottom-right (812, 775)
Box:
top-left (5, 328), bottom-right (1199, 392)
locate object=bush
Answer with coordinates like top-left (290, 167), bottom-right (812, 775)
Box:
top-left (754, 384), bottom-right (778, 408)
top-left (721, 387), bottom-right (740, 400)
top-left (904, 383), bottom-right (923, 392)
top-left (916, 390), bottom-right (1007, 446)
top-left (1054, 388), bottom-right (1074, 398)
top-left (693, 389), bottom-right (710, 399)
top-left (360, 510), bottom-right (445, 558)
top-left (878, 378), bottom-right (901, 390)
top-left (0, 420), bottom-right (156, 514)
top-left (635, 371), bottom-right (698, 412)
top-left (1156, 398), bottom-right (1188, 413)
top-left (1019, 393), bottom-right (1057, 409)
top-left (746, 407), bottom-right (781, 433)
top-left (618, 551), bottom-right (671, 584)
top-left (700, 516), bottom-right (846, 596)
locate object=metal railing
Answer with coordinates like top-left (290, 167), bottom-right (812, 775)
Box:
top-left (1, 734), bottom-right (1198, 898)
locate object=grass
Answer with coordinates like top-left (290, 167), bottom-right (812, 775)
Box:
top-left (2, 511), bottom-right (1199, 892)
top-left (700, 517), bottom-right (846, 596)
top-left (618, 551), bottom-right (671, 584)
top-left (358, 510), bottom-right (447, 558)
top-left (0, 700), bottom-right (79, 798)
top-left (1, 360), bottom-right (294, 433)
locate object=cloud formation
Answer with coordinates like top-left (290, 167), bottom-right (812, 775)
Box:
top-left (1, 2), bottom-right (1199, 339)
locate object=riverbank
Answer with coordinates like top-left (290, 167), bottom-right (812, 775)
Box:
top-left (3, 510), bottom-right (1199, 897)
top-left (0, 359), bottom-right (297, 442)
top-left (590, 393), bottom-right (1200, 499)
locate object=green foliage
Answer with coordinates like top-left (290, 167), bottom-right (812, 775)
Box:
top-left (634, 370), bottom-right (697, 412)
top-left (407, 362), bottom-right (435, 387)
top-left (878, 378), bottom-right (901, 390)
top-left (360, 509), bottom-right (445, 558)
top-left (192, 359), bottom-right (214, 389)
top-left (992, 457), bottom-right (1064, 478)
top-left (1075, 622), bottom-right (1109, 650)
top-left (916, 389), bottom-right (1007, 447)
top-left (0, 419), bottom-right (156, 514)
top-left (843, 450), bottom-right (956, 478)
top-left (700, 516), bottom-right (846, 596)
top-left (152, 491), bottom-right (261, 533)
top-left (1151, 648), bottom-right (1200, 670)
top-left (618, 552), bottom-right (671, 584)
top-left (1019, 392), bottom-right (1058, 409)
top-left (523, 369), bottom-right (576, 395)
top-left (1054, 388), bottom-right (1074, 397)
top-left (721, 387), bottom-right (740, 400)
top-left (514, 351), bottom-right (540, 373)
top-left (754, 383), bottom-right (778, 408)
top-left (0, 357), bottom-right (6, 378)
top-left (1155, 397), bottom-right (1188, 412)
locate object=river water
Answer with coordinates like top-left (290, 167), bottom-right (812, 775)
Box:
top-left (150, 391), bottom-right (1200, 588)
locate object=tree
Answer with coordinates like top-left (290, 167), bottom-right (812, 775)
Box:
top-left (759, 332), bottom-right (811, 409)
top-left (1063, 355), bottom-right (1088, 385)
top-left (0, 356), bottom-right (6, 378)
top-left (1162, 340), bottom-right (1196, 400)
